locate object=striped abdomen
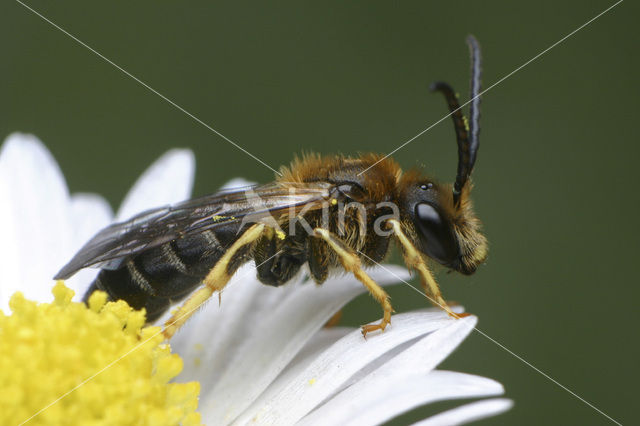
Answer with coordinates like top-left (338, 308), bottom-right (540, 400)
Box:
top-left (84, 224), bottom-right (243, 322)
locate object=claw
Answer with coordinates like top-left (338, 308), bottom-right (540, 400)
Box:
top-left (360, 317), bottom-right (391, 339)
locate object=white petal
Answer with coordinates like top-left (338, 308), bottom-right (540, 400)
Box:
top-left (64, 193), bottom-right (113, 299)
top-left (116, 149), bottom-right (194, 221)
top-left (298, 371), bottom-right (503, 426)
top-left (289, 327), bottom-right (353, 371)
top-left (220, 178), bottom-right (257, 191)
top-left (0, 133), bottom-right (73, 310)
top-left (172, 263), bottom-right (297, 386)
top-left (198, 266), bottom-right (410, 424)
top-left (247, 326), bottom-right (354, 413)
top-left (410, 398), bottom-right (513, 426)
top-left (174, 264), bottom-right (410, 382)
top-left (69, 193), bottom-right (113, 248)
top-left (233, 310), bottom-right (460, 426)
top-left (297, 317), bottom-right (478, 426)
top-left (309, 371), bottom-right (504, 426)
top-left (337, 312), bottom-right (469, 390)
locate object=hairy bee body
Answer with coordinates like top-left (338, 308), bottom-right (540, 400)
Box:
top-left (59, 36), bottom-right (487, 336)
top-left (255, 154), bottom-right (398, 286)
top-left (86, 154), bottom-right (401, 321)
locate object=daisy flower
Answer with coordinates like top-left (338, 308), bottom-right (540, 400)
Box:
top-left (0, 133), bottom-right (512, 425)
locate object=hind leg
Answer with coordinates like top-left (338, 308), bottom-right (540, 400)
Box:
top-left (162, 223), bottom-right (265, 339)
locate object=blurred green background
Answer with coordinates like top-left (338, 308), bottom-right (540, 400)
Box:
top-left (2, 1), bottom-right (637, 424)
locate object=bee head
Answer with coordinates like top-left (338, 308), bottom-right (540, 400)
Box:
top-left (399, 35), bottom-right (487, 275)
top-left (399, 177), bottom-right (487, 275)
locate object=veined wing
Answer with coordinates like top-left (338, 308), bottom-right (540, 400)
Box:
top-left (55, 181), bottom-right (333, 279)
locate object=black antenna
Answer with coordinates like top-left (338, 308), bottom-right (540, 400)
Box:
top-left (465, 35), bottom-right (482, 194)
top-left (430, 35), bottom-right (482, 206)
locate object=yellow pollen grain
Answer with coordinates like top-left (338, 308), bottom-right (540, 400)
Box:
top-left (0, 281), bottom-right (202, 426)
top-left (308, 378), bottom-right (317, 386)
top-left (330, 199), bottom-right (338, 206)
top-left (275, 230), bottom-right (286, 240)
top-left (463, 115), bottom-right (470, 132)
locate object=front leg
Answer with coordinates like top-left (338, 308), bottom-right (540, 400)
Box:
top-left (387, 219), bottom-right (464, 319)
top-left (313, 228), bottom-right (393, 337)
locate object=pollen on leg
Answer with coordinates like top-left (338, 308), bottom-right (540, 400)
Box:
top-left (313, 227), bottom-right (395, 339)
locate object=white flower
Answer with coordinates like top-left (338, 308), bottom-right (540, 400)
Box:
top-left (0, 132), bottom-right (512, 425)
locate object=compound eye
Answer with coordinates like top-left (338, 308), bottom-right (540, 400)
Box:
top-left (415, 203), bottom-right (459, 264)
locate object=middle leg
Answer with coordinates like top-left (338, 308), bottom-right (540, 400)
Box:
top-left (313, 227), bottom-right (393, 337)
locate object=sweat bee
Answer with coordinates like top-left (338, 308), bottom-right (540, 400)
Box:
top-left (55, 36), bottom-right (487, 338)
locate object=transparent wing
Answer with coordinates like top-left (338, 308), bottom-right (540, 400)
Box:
top-left (55, 182), bottom-right (333, 279)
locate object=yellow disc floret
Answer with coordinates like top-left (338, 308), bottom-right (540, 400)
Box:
top-left (0, 282), bottom-right (201, 426)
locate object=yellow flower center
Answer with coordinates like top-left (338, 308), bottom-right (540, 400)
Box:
top-left (0, 282), bottom-right (201, 425)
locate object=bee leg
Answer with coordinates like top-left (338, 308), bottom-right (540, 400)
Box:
top-left (313, 228), bottom-right (393, 338)
top-left (162, 223), bottom-right (265, 339)
top-left (387, 219), bottom-right (465, 319)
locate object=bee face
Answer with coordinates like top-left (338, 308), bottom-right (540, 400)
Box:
top-left (448, 182), bottom-right (489, 275)
top-left (399, 175), bottom-right (487, 275)
top-left (414, 185), bottom-right (460, 268)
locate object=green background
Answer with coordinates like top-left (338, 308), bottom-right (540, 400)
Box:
top-left (2, 1), bottom-right (637, 424)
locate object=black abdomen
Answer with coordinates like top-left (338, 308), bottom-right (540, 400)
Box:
top-left (84, 226), bottom-right (240, 322)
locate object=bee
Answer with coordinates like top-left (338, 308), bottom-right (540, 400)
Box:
top-left (55, 36), bottom-right (487, 338)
